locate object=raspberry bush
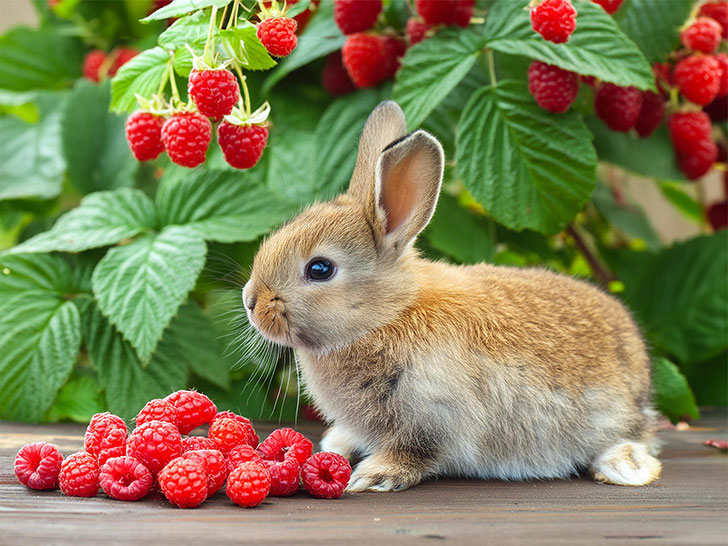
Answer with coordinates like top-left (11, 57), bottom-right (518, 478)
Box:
top-left (0, 0), bottom-right (726, 426)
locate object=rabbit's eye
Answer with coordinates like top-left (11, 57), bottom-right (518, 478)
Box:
top-left (306, 258), bottom-right (335, 281)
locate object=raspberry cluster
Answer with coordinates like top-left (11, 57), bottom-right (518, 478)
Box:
top-left (82, 47), bottom-right (138, 83)
top-left (14, 389), bottom-right (352, 508)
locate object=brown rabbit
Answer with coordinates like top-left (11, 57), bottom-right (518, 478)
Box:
top-left (242, 101), bottom-right (661, 492)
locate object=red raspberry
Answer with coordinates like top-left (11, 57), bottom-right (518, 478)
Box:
top-left (301, 452), bottom-right (352, 499)
top-left (161, 113), bottom-right (212, 168)
top-left (226, 444), bottom-right (263, 474)
top-left (699, 1), bottom-right (728, 39)
top-left (126, 420), bottom-right (182, 475)
top-left (415, 0), bottom-right (475, 28)
top-left (342, 33), bottom-right (387, 88)
top-left (530, 0), bottom-right (577, 44)
top-left (126, 112), bottom-right (165, 162)
top-left (681, 17), bottom-right (723, 54)
top-left (257, 428), bottom-right (313, 465)
top-left (262, 455), bottom-right (300, 496)
top-left (592, 0), bottom-right (623, 14)
top-left (99, 456), bottom-right (153, 501)
top-left (715, 53), bottom-right (728, 97)
top-left (188, 69), bottom-right (240, 120)
top-left (14, 442), bottom-right (63, 490)
top-left (668, 111), bottom-right (713, 154)
top-left (677, 137), bottom-right (718, 180)
top-left (213, 411), bottom-right (259, 446)
top-left (209, 417), bottom-right (249, 454)
top-left (594, 83), bottom-right (643, 132)
top-left (158, 457), bottom-right (208, 508)
top-left (708, 200), bottom-right (728, 230)
top-left (84, 412), bottom-right (127, 464)
top-left (165, 390), bottom-right (217, 434)
top-left (527, 61), bottom-right (579, 113)
top-left (182, 436), bottom-right (222, 453)
top-left (135, 398), bottom-right (178, 427)
top-left (181, 449), bottom-right (227, 497)
top-left (653, 62), bottom-right (673, 98)
top-left (406, 17), bottom-right (432, 45)
top-left (83, 50), bottom-right (106, 82)
top-left (382, 37), bottom-right (406, 80)
top-left (674, 54), bottom-right (721, 106)
top-left (59, 452), bottom-right (99, 497)
top-left (579, 74), bottom-right (597, 86)
top-left (334, 0), bottom-right (382, 35)
top-left (226, 461), bottom-right (271, 507)
top-left (108, 47), bottom-right (138, 77)
top-left (705, 94), bottom-right (728, 122)
top-left (217, 122), bottom-right (269, 169)
top-left (634, 91), bottom-right (665, 138)
top-left (257, 17), bottom-right (298, 57)
top-left (322, 51), bottom-right (356, 95)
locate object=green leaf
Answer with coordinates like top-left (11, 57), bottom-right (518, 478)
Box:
top-left (0, 27), bottom-right (82, 91)
top-left (286, 0), bottom-right (311, 18)
top-left (156, 169), bottom-right (291, 242)
top-left (394, 27), bottom-right (484, 130)
top-left (0, 254), bottom-right (81, 422)
top-left (7, 188), bottom-right (158, 255)
top-left (484, 0), bottom-right (654, 90)
top-left (111, 47), bottom-right (171, 113)
top-left (652, 357), bottom-right (700, 423)
top-left (142, 0), bottom-right (231, 22)
top-left (173, 40), bottom-right (203, 78)
top-left (91, 225), bottom-right (207, 361)
top-left (456, 80), bottom-right (597, 234)
top-left (220, 25), bottom-right (277, 71)
top-left (46, 373), bottom-right (105, 423)
top-left (658, 180), bottom-right (704, 224)
top-left (680, 351), bottom-right (728, 406)
top-left (158, 10), bottom-right (210, 48)
top-left (62, 80), bottom-right (138, 194)
top-left (614, 0), bottom-right (694, 64)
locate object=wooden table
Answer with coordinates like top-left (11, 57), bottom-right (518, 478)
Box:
top-left (1, 412), bottom-right (726, 545)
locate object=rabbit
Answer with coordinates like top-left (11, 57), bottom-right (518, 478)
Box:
top-left (242, 101), bottom-right (662, 492)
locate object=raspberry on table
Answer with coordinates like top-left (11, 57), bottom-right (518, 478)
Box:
top-left (677, 137), bottom-right (718, 180)
top-left (135, 398), bottom-right (178, 427)
top-left (342, 33), bottom-right (387, 88)
top-left (257, 427), bottom-right (313, 465)
top-left (165, 390), bottom-right (217, 434)
top-left (226, 444), bottom-right (263, 474)
top-left (226, 461), bottom-right (271, 508)
top-left (14, 442), bottom-right (63, 490)
top-left (668, 111), bottom-right (713, 154)
top-left (681, 17), bottom-right (723, 54)
top-left (188, 69), bottom-right (240, 121)
top-left (209, 417), bottom-right (250, 454)
top-left (182, 436), bottom-right (222, 453)
top-left (699, 1), bottom-right (728, 39)
top-left (83, 50), bottom-right (106, 82)
top-left (262, 455), bottom-right (300, 496)
top-left (180, 449), bottom-right (227, 497)
top-left (126, 112), bottom-right (166, 162)
top-left (406, 17), bottom-right (432, 46)
top-left (99, 456), bottom-right (153, 501)
top-left (213, 411), bottom-right (259, 447)
top-left (301, 452), bottom-right (352, 499)
top-left (257, 17), bottom-right (298, 57)
top-left (592, 0), bottom-right (623, 15)
top-left (59, 451), bottom-right (99, 498)
top-left (415, 0), bottom-right (475, 28)
top-left (634, 91), bottom-right (665, 138)
top-left (161, 113), bottom-right (212, 168)
top-left (217, 122), bottom-right (269, 170)
top-left (126, 420), bottom-right (182, 475)
top-left (674, 54), bottom-right (721, 106)
top-left (530, 0), bottom-right (577, 44)
top-left (594, 83), bottom-right (643, 132)
top-left (84, 412), bottom-right (127, 464)
top-left (527, 61), bottom-right (579, 113)
top-left (108, 47), bottom-right (138, 77)
top-left (158, 457), bottom-right (208, 508)
top-left (322, 51), bottom-right (356, 95)
top-left (334, 0), bottom-right (382, 35)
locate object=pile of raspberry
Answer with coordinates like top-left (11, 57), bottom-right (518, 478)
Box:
top-left (14, 390), bottom-right (352, 509)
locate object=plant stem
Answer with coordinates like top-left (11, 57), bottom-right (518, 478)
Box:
top-left (219, 4), bottom-right (228, 30)
top-left (156, 62), bottom-right (171, 96)
top-left (168, 63), bottom-right (181, 106)
top-left (566, 223), bottom-right (614, 287)
top-left (233, 61), bottom-right (251, 118)
top-left (485, 48), bottom-right (497, 86)
top-left (203, 6), bottom-right (219, 61)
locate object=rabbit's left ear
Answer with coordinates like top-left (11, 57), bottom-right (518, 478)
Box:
top-left (372, 130), bottom-right (444, 255)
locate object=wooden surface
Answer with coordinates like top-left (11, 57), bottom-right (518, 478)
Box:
top-left (1, 412), bottom-right (727, 546)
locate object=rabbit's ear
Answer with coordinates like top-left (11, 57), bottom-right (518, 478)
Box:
top-left (372, 130), bottom-right (444, 253)
top-left (348, 101), bottom-right (407, 202)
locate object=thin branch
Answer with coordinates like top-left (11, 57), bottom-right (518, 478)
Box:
top-left (566, 224), bottom-right (614, 287)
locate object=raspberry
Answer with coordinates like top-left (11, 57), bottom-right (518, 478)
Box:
top-left (125, 112), bottom-right (165, 162)
top-left (334, 0), bottom-right (382, 35)
top-left (99, 456), bottom-right (153, 501)
top-left (322, 51), bottom-right (356, 95)
top-left (217, 122), bottom-right (269, 170)
top-left (226, 444), bottom-right (263, 474)
top-left (126, 420), bottom-right (182, 475)
top-left (668, 111), bottom-right (713, 154)
top-left (653, 62), bottom-right (673, 98)
top-left (108, 47), bottom-right (138, 77)
top-left (158, 457), bottom-right (208, 508)
top-left (406, 17), bottom-right (432, 45)
top-left (580, 74), bottom-right (597, 87)
top-left (677, 137), bottom-right (718, 180)
top-left (715, 53), bottom-right (728, 97)
top-left (592, 0), bottom-right (623, 14)
top-left (594, 83), bottom-right (643, 132)
top-left (708, 200), bottom-right (728, 230)
top-left (165, 390), bottom-right (217, 434)
top-left (161, 113), bottom-right (212, 168)
top-left (634, 91), bottom-right (665, 138)
top-left (527, 61), bottom-right (579, 113)
top-left (415, 0), bottom-right (475, 28)
top-left (181, 449), bottom-right (227, 497)
top-left (262, 455), bottom-right (300, 496)
top-left (182, 436), bottom-right (222, 452)
top-left (342, 33), bottom-right (387, 88)
top-left (135, 398), bottom-right (178, 427)
top-left (83, 50), bottom-right (106, 82)
top-left (382, 37), bottom-right (406, 80)
top-left (84, 412), bottom-right (127, 464)
top-left (674, 54), bottom-right (721, 106)
top-left (213, 411), bottom-right (259, 446)
top-left (301, 452), bottom-right (352, 499)
top-left (257, 427), bottom-right (313, 465)
top-left (188, 69), bottom-right (240, 120)
top-left (59, 452), bottom-right (99, 497)
top-left (209, 417), bottom-right (249, 454)
top-left (705, 94), bottom-right (728, 122)
top-left (681, 17), bottom-right (723, 54)
top-left (530, 0), bottom-right (577, 44)
top-left (257, 17), bottom-right (298, 57)
top-left (699, 1), bottom-right (728, 39)
top-left (14, 442), bottom-right (63, 490)
top-left (226, 462), bottom-right (271, 507)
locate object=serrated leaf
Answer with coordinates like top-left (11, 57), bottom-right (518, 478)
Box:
top-left (159, 10), bottom-right (210, 48)
top-left (111, 47), bottom-right (171, 113)
top-left (286, 0), bottom-right (311, 18)
top-left (142, 0), bottom-right (231, 22)
top-left (484, 0), bottom-right (654, 90)
top-left (173, 39), bottom-right (203, 77)
top-left (394, 27), bottom-right (484, 130)
top-left (652, 357), bottom-right (700, 423)
top-left (0, 252), bottom-right (73, 295)
top-left (456, 81), bottom-right (597, 234)
top-left (46, 373), bottom-right (105, 423)
top-left (220, 24), bottom-right (277, 71)
top-left (156, 169), bottom-right (291, 242)
top-left (92, 225), bottom-right (207, 361)
top-left (7, 188), bottom-right (158, 254)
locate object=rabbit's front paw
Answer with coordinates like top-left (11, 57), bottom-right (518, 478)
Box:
top-left (346, 454), bottom-right (422, 492)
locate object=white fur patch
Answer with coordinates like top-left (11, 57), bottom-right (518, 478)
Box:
top-left (592, 441), bottom-right (662, 486)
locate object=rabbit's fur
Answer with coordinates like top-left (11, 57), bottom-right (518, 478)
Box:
top-left (243, 101), bottom-right (661, 492)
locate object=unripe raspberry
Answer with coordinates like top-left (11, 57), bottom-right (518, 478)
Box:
top-left (334, 0), bottom-right (382, 35)
top-left (161, 112), bottom-right (212, 168)
top-left (674, 54), bottom-right (721, 106)
top-left (530, 0), bottom-right (577, 44)
top-left (681, 17), bottom-right (723, 54)
top-left (188, 69), bottom-right (240, 120)
top-left (594, 83), bottom-right (643, 132)
top-left (126, 112), bottom-right (165, 162)
top-left (527, 61), bottom-right (579, 113)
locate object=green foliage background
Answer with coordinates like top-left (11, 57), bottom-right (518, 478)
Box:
top-left (0, 0), bottom-right (725, 425)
